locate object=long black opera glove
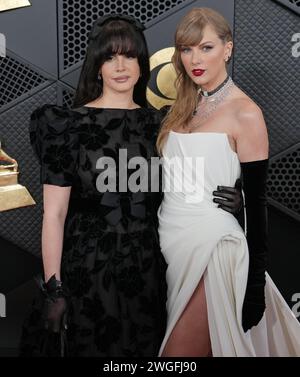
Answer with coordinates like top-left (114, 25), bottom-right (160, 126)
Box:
top-left (213, 178), bottom-right (243, 215)
top-left (35, 274), bottom-right (69, 356)
top-left (240, 159), bottom-right (269, 332)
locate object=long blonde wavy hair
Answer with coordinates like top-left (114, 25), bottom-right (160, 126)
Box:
top-left (156, 8), bottom-right (233, 155)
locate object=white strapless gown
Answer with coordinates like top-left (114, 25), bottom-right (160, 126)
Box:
top-left (158, 131), bottom-right (300, 357)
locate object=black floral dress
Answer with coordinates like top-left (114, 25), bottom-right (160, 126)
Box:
top-left (19, 105), bottom-right (167, 357)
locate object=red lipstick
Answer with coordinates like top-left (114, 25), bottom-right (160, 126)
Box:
top-left (192, 69), bottom-right (205, 77)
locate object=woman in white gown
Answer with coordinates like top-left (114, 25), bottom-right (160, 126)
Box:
top-left (156, 7), bottom-right (300, 357)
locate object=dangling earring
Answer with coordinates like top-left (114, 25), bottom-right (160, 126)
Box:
top-left (97, 73), bottom-right (102, 81)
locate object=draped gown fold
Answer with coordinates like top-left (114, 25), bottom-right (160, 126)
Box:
top-left (158, 131), bottom-right (300, 357)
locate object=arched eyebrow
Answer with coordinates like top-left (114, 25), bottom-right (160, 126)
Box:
top-left (180, 41), bottom-right (215, 48)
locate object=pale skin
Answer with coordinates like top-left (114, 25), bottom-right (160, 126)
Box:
top-left (161, 25), bottom-right (269, 357)
top-left (42, 54), bottom-right (141, 282)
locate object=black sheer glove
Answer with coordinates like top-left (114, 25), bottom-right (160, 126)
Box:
top-left (240, 159), bottom-right (269, 332)
top-left (213, 178), bottom-right (243, 214)
top-left (36, 274), bottom-right (69, 333)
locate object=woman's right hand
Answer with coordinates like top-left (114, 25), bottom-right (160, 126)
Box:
top-left (44, 296), bottom-right (68, 333)
top-left (36, 274), bottom-right (69, 333)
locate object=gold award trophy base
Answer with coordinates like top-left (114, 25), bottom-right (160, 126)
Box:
top-left (0, 184), bottom-right (36, 212)
top-left (0, 142), bottom-right (36, 212)
top-left (0, 1), bottom-right (31, 12)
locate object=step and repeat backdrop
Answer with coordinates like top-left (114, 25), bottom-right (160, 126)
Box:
top-left (0, 0), bottom-right (299, 353)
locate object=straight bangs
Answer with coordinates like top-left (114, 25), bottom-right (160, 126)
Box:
top-left (73, 18), bottom-right (150, 108)
top-left (98, 25), bottom-right (140, 60)
top-left (176, 18), bottom-right (207, 49)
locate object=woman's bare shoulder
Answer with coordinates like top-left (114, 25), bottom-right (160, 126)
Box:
top-left (228, 87), bottom-right (268, 160)
top-left (228, 88), bottom-right (265, 134)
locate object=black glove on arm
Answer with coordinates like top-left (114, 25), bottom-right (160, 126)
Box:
top-left (240, 159), bottom-right (269, 332)
top-left (213, 178), bottom-right (243, 215)
top-left (38, 274), bottom-right (69, 332)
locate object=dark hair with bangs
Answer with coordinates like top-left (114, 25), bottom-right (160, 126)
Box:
top-left (73, 17), bottom-right (150, 108)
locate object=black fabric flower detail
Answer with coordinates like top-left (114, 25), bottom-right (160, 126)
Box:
top-left (65, 267), bottom-right (93, 298)
top-left (95, 315), bottom-right (122, 352)
top-left (81, 293), bottom-right (105, 322)
top-left (81, 124), bottom-right (110, 150)
top-left (116, 266), bottom-right (145, 298)
top-left (43, 144), bottom-right (74, 174)
top-left (100, 191), bottom-right (147, 227)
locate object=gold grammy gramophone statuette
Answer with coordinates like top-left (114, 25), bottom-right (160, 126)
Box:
top-left (0, 141), bottom-right (35, 212)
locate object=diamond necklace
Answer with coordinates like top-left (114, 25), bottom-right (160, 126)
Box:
top-left (189, 76), bottom-right (234, 129)
top-left (199, 75), bottom-right (231, 97)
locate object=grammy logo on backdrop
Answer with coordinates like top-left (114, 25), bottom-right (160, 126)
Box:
top-left (0, 141), bottom-right (35, 212)
top-left (146, 47), bottom-right (177, 109)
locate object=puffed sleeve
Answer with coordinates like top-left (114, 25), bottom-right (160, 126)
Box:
top-left (29, 104), bottom-right (80, 187)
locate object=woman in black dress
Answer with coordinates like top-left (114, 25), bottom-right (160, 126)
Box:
top-left (20, 14), bottom-right (241, 357)
top-left (20, 15), bottom-right (167, 357)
